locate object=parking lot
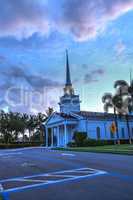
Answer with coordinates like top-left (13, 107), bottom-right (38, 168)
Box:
top-left (0, 147), bottom-right (133, 200)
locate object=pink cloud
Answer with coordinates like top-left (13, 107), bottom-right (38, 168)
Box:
top-left (57, 0), bottom-right (133, 41)
top-left (0, 0), bottom-right (50, 39)
top-left (0, 0), bottom-right (133, 41)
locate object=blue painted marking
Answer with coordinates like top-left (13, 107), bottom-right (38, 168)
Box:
top-left (2, 192), bottom-right (10, 200)
top-left (0, 192), bottom-right (10, 200)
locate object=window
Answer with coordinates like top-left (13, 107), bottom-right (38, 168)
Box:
top-left (72, 100), bottom-right (79, 104)
top-left (110, 130), bottom-right (114, 139)
top-left (132, 128), bottom-right (133, 137)
top-left (96, 127), bottom-right (101, 140)
top-left (121, 128), bottom-right (125, 139)
top-left (62, 99), bottom-right (71, 104)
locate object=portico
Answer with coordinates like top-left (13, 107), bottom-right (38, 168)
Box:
top-left (45, 118), bottom-right (78, 147)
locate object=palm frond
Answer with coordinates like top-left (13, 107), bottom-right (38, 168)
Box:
top-left (114, 80), bottom-right (129, 88)
top-left (102, 93), bottom-right (112, 103)
top-left (103, 102), bottom-right (113, 112)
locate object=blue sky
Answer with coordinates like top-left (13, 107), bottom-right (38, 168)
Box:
top-left (0, 0), bottom-right (133, 114)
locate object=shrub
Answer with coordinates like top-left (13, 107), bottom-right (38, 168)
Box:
top-left (68, 138), bottom-right (129, 147)
top-left (0, 142), bottom-right (41, 149)
top-left (83, 139), bottom-right (115, 146)
top-left (67, 142), bottom-right (77, 147)
top-left (0, 195), bottom-right (4, 200)
top-left (73, 132), bottom-right (87, 147)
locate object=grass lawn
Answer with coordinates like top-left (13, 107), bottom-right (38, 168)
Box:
top-left (54, 144), bottom-right (133, 155)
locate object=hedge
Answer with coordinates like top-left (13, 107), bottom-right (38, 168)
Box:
top-left (67, 139), bottom-right (130, 147)
top-left (0, 142), bottom-right (42, 149)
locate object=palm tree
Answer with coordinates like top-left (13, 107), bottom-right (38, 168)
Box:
top-left (0, 111), bottom-right (47, 144)
top-left (35, 113), bottom-right (46, 143)
top-left (26, 115), bottom-right (38, 142)
top-left (102, 93), bottom-right (120, 144)
top-left (114, 80), bottom-right (132, 144)
top-left (46, 107), bottom-right (54, 117)
top-left (128, 80), bottom-right (133, 112)
top-left (102, 93), bottom-right (113, 112)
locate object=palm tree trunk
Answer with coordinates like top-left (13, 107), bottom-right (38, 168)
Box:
top-left (22, 131), bottom-right (25, 143)
top-left (29, 129), bottom-right (31, 143)
top-left (125, 114), bottom-right (132, 144)
top-left (39, 124), bottom-right (44, 144)
top-left (114, 107), bottom-right (120, 144)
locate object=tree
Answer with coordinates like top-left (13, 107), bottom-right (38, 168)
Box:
top-left (35, 113), bottom-right (46, 143)
top-left (0, 110), bottom-right (47, 144)
top-left (46, 107), bottom-right (54, 117)
top-left (102, 93), bottom-right (120, 144)
top-left (114, 80), bottom-right (132, 144)
top-left (0, 111), bottom-right (12, 143)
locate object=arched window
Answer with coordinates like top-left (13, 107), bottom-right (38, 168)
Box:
top-left (96, 127), bottom-right (101, 140)
top-left (121, 128), bottom-right (125, 139)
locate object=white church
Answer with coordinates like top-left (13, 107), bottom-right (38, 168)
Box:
top-left (44, 51), bottom-right (133, 147)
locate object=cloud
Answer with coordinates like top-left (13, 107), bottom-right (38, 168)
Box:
top-left (84, 69), bottom-right (105, 83)
top-left (0, 0), bottom-right (133, 41)
top-left (2, 65), bottom-right (62, 89)
top-left (26, 75), bottom-right (61, 90)
top-left (0, 62), bottom-right (62, 114)
top-left (57, 0), bottom-right (133, 41)
top-left (115, 40), bottom-right (126, 56)
top-left (0, 0), bottom-right (49, 39)
top-left (0, 55), bottom-right (6, 63)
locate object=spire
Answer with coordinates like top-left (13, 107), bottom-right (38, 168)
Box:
top-left (66, 50), bottom-right (72, 86)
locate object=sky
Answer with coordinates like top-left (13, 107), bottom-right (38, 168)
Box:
top-left (0, 0), bottom-right (133, 114)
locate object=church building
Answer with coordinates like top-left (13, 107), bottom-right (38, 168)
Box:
top-left (44, 51), bottom-right (133, 147)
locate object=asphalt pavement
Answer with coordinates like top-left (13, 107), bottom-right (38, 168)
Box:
top-left (0, 147), bottom-right (133, 200)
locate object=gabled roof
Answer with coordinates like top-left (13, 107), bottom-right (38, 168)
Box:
top-left (44, 112), bottom-right (78, 126)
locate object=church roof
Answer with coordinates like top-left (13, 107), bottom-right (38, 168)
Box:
top-left (73, 111), bottom-right (133, 121)
top-left (56, 112), bottom-right (77, 120)
top-left (44, 111), bottom-right (133, 127)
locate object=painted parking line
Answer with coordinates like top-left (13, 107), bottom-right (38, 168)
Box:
top-left (0, 153), bottom-right (23, 157)
top-left (0, 147), bottom-right (59, 155)
top-left (61, 153), bottom-right (76, 156)
top-left (0, 167), bottom-right (107, 195)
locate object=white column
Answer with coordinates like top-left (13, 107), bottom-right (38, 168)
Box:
top-left (45, 127), bottom-right (48, 147)
top-left (64, 124), bottom-right (67, 147)
top-left (57, 126), bottom-right (60, 147)
top-left (51, 128), bottom-right (54, 147)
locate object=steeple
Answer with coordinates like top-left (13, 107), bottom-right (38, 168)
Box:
top-left (63, 50), bottom-right (74, 95)
top-left (59, 50), bottom-right (81, 113)
top-left (66, 50), bottom-right (72, 86)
